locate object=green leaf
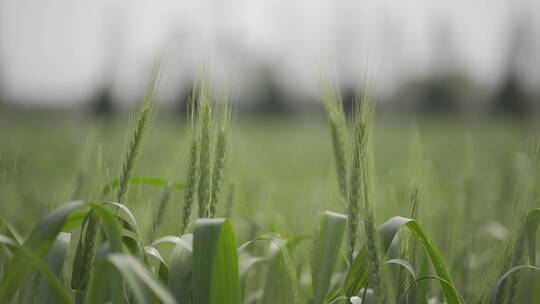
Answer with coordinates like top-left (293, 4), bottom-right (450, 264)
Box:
top-left (240, 254), bottom-right (267, 281)
top-left (521, 208), bottom-right (540, 302)
top-left (0, 233), bottom-right (18, 248)
top-left (144, 245), bottom-right (169, 282)
top-left (378, 216), bottom-right (459, 304)
top-left (312, 211), bottom-right (347, 304)
top-left (152, 235), bottom-right (193, 251)
top-left (260, 236), bottom-right (299, 304)
top-left (0, 215), bottom-right (22, 244)
top-left (0, 201), bottom-right (84, 301)
top-left (102, 176), bottom-right (184, 195)
top-left (86, 253), bottom-right (177, 304)
top-left (343, 247), bottom-right (369, 297)
top-left (36, 232), bottom-right (71, 304)
top-left (385, 259), bottom-right (417, 303)
top-left (488, 265), bottom-right (540, 304)
top-left (192, 218), bottom-right (241, 304)
top-left (345, 216), bottom-right (459, 304)
top-left (61, 209), bottom-right (90, 232)
top-left (522, 208), bottom-right (540, 266)
top-left (0, 233), bottom-right (73, 304)
top-left (89, 202), bottom-right (123, 252)
top-left (104, 202), bottom-right (141, 234)
top-left (168, 234), bottom-right (193, 304)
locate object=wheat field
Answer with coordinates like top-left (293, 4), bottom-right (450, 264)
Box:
top-left (1, 72), bottom-right (540, 304)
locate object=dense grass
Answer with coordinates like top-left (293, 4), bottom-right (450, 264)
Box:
top-left (1, 79), bottom-right (540, 303)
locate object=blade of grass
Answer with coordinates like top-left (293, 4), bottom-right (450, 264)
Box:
top-left (192, 218), bottom-right (241, 304)
top-left (378, 216), bottom-right (459, 304)
top-left (86, 253), bottom-right (176, 304)
top-left (489, 265), bottom-right (540, 304)
top-left (102, 176), bottom-right (184, 196)
top-left (0, 201), bottom-right (84, 301)
top-left (168, 234), bottom-right (194, 304)
top-left (36, 232), bottom-right (71, 304)
top-left (0, 233), bottom-right (74, 304)
top-left (311, 211), bottom-right (347, 304)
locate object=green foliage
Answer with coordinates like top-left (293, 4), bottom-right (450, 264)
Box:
top-left (192, 218), bottom-right (241, 304)
top-left (311, 211), bottom-right (347, 304)
top-left (3, 69), bottom-right (540, 304)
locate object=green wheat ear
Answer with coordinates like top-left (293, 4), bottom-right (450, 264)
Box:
top-left (71, 66), bottom-right (160, 300)
top-left (209, 93), bottom-right (233, 218)
top-left (180, 86), bottom-right (200, 234)
top-left (350, 88), bottom-right (386, 303)
top-left (319, 73), bottom-right (351, 257)
top-left (399, 126), bottom-right (424, 301)
top-left (117, 62), bottom-right (160, 205)
top-left (196, 75), bottom-right (213, 218)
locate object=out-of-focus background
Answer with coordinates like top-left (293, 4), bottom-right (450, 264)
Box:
top-left (0, 0), bottom-right (539, 116)
top-left (1, 0), bottom-right (540, 242)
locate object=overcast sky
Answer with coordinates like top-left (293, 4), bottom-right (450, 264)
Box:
top-left (0, 0), bottom-right (538, 105)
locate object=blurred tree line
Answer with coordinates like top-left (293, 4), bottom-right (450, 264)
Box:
top-left (1, 5), bottom-right (538, 120)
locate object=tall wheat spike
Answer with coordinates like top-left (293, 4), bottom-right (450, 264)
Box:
top-left (117, 62), bottom-right (160, 205)
top-left (399, 128), bottom-right (424, 302)
top-left (319, 75), bottom-right (352, 259)
top-left (350, 89), bottom-right (386, 303)
top-left (180, 88), bottom-right (200, 234)
top-left (197, 76), bottom-right (213, 218)
top-left (209, 96), bottom-right (232, 218)
top-left (71, 65), bottom-right (159, 301)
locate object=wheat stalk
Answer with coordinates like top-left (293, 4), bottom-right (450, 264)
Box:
top-left (196, 77), bottom-right (213, 218)
top-left (209, 97), bottom-right (232, 218)
top-left (399, 128), bottom-right (424, 302)
top-left (351, 89), bottom-right (386, 303)
top-left (117, 62), bottom-right (159, 205)
top-left (150, 182), bottom-right (173, 240)
top-left (180, 91), bottom-right (200, 234)
top-left (319, 75), bottom-right (353, 260)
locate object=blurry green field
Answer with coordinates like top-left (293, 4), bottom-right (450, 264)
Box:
top-left (1, 112), bottom-right (540, 302)
top-left (0, 116), bottom-right (536, 228)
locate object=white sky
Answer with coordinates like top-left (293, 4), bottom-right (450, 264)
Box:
top-left (0, 0), bottom-right (538, 105)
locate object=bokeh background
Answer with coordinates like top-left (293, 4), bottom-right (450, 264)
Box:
top-left (0, 0), bottom-right (539, 116)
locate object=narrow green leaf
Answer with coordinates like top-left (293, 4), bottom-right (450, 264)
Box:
top-left (152, 235), bottom-right (193, 251)
top-left (0, 233), bottom-right (73, 304)
top-left (168, 234), bottom-right (193, 304)
top-left (345, 216), bottom-right (459, 304)
top-left (521, 208), bottom-right (540, 302)
top-left (312, 211), bottom-right (347, 304)
top-left (261, 237), bottom-right (299, 304)
top-left (89, 202), bottom-right (123, 252)
top-left (36, 232), bottom-right (71, 304)
top-left (522, 208), bottom-right (540, 266)
top-left (104, 202), bottom-right (141, 234)
top-left (61, 209), bottom-right (90, 232)
top-left (385, 259), bottom-right (417, 303)
top-left (0, 215), bottom-right (22, 244)
top-left (192, 218), bottom-right (241, 304)
top-left (144, 245), bottom-right (169, 282)
top-left (489, 265), bottom-right (540, 304)
top-left (0, 201), bottom-right (84, 301)
top-left (102, 176), bottom-right (184, 195)
top-left (343, 247), bottom-right (369, 297)
top-left (378, 216), bottom-right (459, 304)
top-left (86, 253), bottom-right (176, 304)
